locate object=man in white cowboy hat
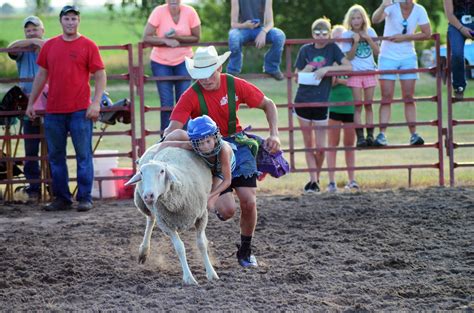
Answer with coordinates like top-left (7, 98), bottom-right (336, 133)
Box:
top-left (164, 45), bottom-right (280, 268)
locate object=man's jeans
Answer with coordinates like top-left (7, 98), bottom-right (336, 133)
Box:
top-left (151, 60), bottom-right (191, 133)
top-left (448, 22), bottom-right (474, 89)
top-left (227, 27), bottom-right (286, 74)
top-left (23, 118), bottom-right (41, 194)
top-left (44, 110), bottom-right (93, 203)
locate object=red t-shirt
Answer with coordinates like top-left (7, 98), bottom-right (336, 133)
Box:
top-left (171, 74), bottom-right (265, 137)
top-left (37, 35), bottom-right (105, 113)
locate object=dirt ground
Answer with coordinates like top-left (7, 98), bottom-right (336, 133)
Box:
top-left (0, 186), bottom-right (473, 311)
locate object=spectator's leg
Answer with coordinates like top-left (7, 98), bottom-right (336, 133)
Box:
top-left (352, 87), bottom-right (365, 143)
top-left (327, 119), bottom-right (341, 184)
top-left (174, 61), bottom-right (191, 104)
top-left (448, 24), bottom-right (467, 91)
top-left (151, 60), bottom-right (174, 134)
top-left (314, 120), bottom-right (328, 182)
top-left (227, 29), bottom-right (250, 74)
top-left (297, 117), bottom-right (318, 183)
top-left (69, 110), bottom-right (93, 203)
top-left (23, 118), bottom-right (41, 194)
top-left (363, 87), bottom-right (375, 129)
top-left (400, 79), bottom-right (417, 134)
top-left (378, 79), bottom-right (395, 133)
top-left (343, 121), bottom-right (356, 183)
top-left (44, 113), bottom-right (72, 203)
top-left (263, 27), bottom-right (286, 74)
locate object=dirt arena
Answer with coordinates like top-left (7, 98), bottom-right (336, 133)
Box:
top-left (0, 186), bottom-right (473, 311)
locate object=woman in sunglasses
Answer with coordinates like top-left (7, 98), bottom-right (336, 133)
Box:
top-left (293, 18), bottom-right (352, 193)
top-left (372, 0), bottom-right (431, 147)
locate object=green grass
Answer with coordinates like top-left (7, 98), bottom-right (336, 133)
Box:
top-left (1, 14), bottom-right (472, 194)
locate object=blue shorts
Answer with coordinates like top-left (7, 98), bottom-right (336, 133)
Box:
top-left (223, 136), bottom-right (259, 179)
top-left (378, 55), bottom-right (419, 80)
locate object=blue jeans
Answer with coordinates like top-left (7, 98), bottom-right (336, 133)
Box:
top-left (448, 22), bottom-right (474, 89)
top-left (23, 118), bottom-right (41, 194)
top-left (223, 136), bottom-right (258, 179)
top-left (227, 27), bottom-right (286, 74)
top-left (44, 110), bottom-right (93, 203)
top-left (150, 60), bottom-right (191, 133)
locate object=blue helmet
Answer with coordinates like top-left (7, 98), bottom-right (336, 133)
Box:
top-left (187, 115), bottom-right (222, 157)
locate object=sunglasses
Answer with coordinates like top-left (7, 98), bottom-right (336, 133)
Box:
top-left (313, 30), bottom-right (329, 36)
top-left (402, 19), bottom-right (408, 35)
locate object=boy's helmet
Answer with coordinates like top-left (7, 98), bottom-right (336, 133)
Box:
top-left (187, 115), bottom-right (222, 157)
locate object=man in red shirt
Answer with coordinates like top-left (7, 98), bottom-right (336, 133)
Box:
top-left (164, 45), bottom-right (280, 267)
top-left (26, 5), bottom-right (106, 212)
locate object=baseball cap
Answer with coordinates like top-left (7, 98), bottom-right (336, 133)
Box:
top-left (59, 5), bottom-right (80, 18)
top-left (23, 16), bottom-right (44, 28)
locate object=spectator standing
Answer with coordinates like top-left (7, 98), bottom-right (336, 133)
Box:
top-left (227, 0), bottom-right (286, 80)
top-left (342, 5), bottom-right (379, 147)
top-left (164, 46), bottom-right (281, 268)
top-left (293, 18), bottom-right (352, 193)
top-left (444, 0), bottom-right (474, 100)
top-left (26, 5), bottom-right (106, 212)
top-left (7, 16), bottom-right (46, 201)
top-left (142, 0), bottom-right (201, 134)
top-left (327, 25), bottom-right (358, 193)
top-left (372, 0), bottom-right (431, 146)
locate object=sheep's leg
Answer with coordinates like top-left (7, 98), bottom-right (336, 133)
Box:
top-left (195, 215), bottom-right (219, 281)
top-left (169, 231), bottom-right (198, 285)
top-left (138, 215), bottom-right (155, 264)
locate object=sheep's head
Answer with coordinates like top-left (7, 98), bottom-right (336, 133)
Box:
top-left (125, 161), bottom-right (177, 205)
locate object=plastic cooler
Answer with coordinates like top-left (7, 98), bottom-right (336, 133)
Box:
top-left (92, 150), bottom-right (118, 198)
top-left (111, 168), bottom-right (134, 199)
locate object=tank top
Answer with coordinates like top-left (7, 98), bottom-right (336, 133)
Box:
top-left (238, 0), bottom-right (266, 23)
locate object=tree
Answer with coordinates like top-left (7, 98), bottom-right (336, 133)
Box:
top-left (25, 0), bottom-right (52, 15)
top-left (0, 3), bottom-right (15, 15)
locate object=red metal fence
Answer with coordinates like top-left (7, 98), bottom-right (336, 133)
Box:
top-left (1, 33), bottom-right (472, 202)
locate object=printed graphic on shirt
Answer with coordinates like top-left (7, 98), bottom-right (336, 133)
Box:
top-left (220, 95), bottom-right (239, 106)
top-left (356, 41), bottom-right (372, 59)
top-left (308, 56), bottom-right (327, 69)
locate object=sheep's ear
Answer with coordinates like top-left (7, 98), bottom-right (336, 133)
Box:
top-left (165, 168), bottom-right (178, 183)
top-left (125, 172), bottom-right (142, 186)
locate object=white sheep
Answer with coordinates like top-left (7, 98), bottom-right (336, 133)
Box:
top-left (125, 145), bottom-right (219, 285)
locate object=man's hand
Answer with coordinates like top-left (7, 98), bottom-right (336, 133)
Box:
top-left (265, 134), bottom-right (281, 154)
top-left (255, 31), bottom-right (266, 49)
top-left (25, 103), bottom-right (36, 120)
top-left (86, 102), bottom-right (100, 121)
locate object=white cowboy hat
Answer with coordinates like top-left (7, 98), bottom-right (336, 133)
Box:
top-left (185, 46), bottom-right (231, 80)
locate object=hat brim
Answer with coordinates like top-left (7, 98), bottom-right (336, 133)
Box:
top-left (185, 51), bottom-right (231, 80)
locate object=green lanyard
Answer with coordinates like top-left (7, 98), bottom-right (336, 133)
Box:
top-left (191, 74), bottom-right (237, 135)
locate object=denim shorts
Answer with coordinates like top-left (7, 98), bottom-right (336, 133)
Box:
top-left (223, 135), bottom-right (259, 179)
top-left (378, 55), bottom-right (419, 80)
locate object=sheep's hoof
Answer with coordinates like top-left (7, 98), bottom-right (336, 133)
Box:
top-left (207, 272), bottom-right (219, 281)
top-left (183, 276), bottom-right (199, 286)
top-left (138, 254), bottom-right (148, 264)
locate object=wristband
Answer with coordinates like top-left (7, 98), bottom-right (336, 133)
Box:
top-left (458, 25), bottom-right (464, 31)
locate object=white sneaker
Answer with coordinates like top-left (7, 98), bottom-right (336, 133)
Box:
top-left (327, 182), bottom-right (338, 193)
top-left (345, 180), bottom-right (360, 191)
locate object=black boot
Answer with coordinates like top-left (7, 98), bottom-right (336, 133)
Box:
top-left (356, 128), bottom-right (367, 147)
top-left (366, 128), bottom-right (375, 146)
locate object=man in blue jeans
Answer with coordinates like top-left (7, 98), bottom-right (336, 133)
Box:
top-left (444, 0), bottom-right (474, 100)
top-left (7, 16), bottom-right (46, 202)
top-left (227, 0), bottom-right (286, 80)
top-left (26, 5), bottom-right (106, 212)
